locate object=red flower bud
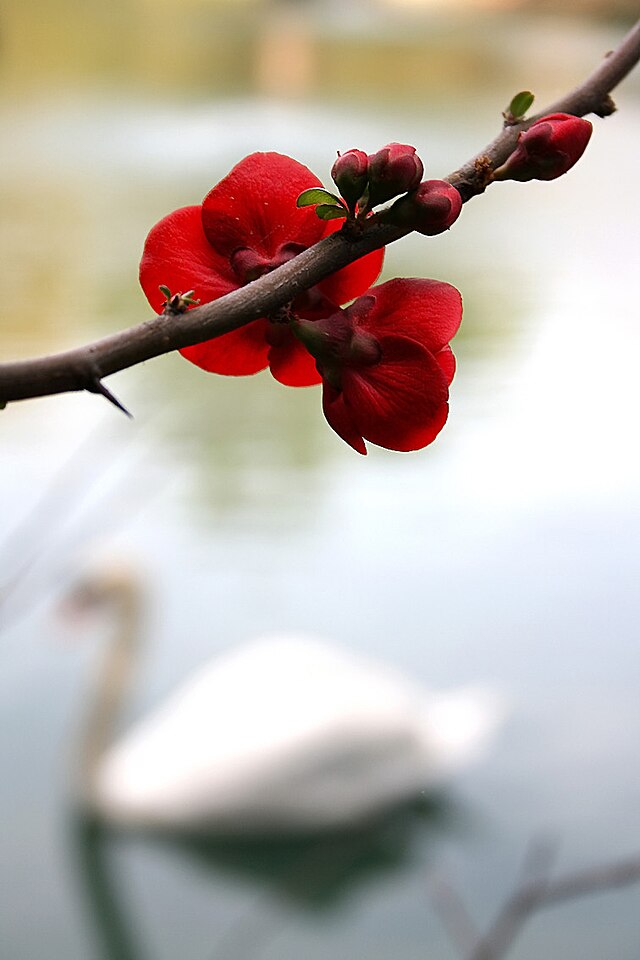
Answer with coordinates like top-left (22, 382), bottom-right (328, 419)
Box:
top-left (383, 180), bottom-right (462, 236)
top-left (331, 149), bottom-right (369, 208)
top-left (493, 113), bottom-right (593, 182)
top-left (367, 143), bottom-right (424, 206)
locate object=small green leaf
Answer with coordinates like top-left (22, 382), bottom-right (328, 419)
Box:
top-left (297, 188), bottom-right (343, 208)
top-left (159, 284), bottom-right (171, 298)
top-left (315, 204), bottom-right (348, 221)
top-left (507, 90), bottom-right (535, 120)
top-left (0, 401), bottom-right (6, 410)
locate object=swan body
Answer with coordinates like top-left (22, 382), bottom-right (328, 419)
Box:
top-left (93, 634), bottom-right (502, 834)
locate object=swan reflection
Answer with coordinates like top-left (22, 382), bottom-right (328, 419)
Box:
top-left (70, 793), bottom-right (454, 960)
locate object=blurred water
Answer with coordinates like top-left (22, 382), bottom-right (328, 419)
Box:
top-left (1, 10), bottom-right (640, 960)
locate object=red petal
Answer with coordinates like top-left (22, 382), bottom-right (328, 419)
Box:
top-left (268, 333), bottom-right (323, 387)
top-left (180, 319), bottom-right (271, 376)
top-left (388, 401), bottom-right (449, 451)
top-left (140, 205), bottom-right (269, 376)
top-left (318, 220), bottom-right (385, 304)
top-left (435, 344), bottom-right (456, 385)
top-left (139, 206), bottom-right (236, 314)
top-left (201, 153), bottom-right (326, 259)
top-left (350, 278), bottom-right (462, 354)
top-left (322, 384), bottom-right (367, 455)
top-left (341, 335), bottom-right (450, 452)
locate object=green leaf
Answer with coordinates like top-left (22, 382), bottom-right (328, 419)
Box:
top-left (507, 90), bottom-right (535, 120)
top-left (297, 188), bottom-right (343, 208)
top-left (315, 204), bottom-right (348, 221)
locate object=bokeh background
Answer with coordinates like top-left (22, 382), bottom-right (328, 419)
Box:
top-left (1, 1), bottom-right (639, 958)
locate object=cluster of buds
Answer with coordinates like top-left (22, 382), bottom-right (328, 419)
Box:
top-left (327, 113), bottom-right (592, 237)
top-left (331, 143), bottom-right (424, 213)
top-left (493, 113), bottom-right (593, 182)
top-left (330, 142), bottom-right (462, 236)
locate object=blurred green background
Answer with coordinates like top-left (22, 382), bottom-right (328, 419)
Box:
top-left (1, 2), bottom-right (639, 959)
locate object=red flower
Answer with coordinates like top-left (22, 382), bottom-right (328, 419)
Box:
top-left (139, 153), bottom-right (384, 387)
top-left (292, 278), bottom-right (462, 454)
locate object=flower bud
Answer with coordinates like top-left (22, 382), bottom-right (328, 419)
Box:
top-left (493, 113), bottom-right (592, 182)
top-left (367, 143), bottom-right (424, 206)
top-left (331, 149), bottom-right (369, 208)
top-left (383, 180), bottom-right (462, 236)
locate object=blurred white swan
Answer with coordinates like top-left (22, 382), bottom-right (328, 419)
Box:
top-left (69, 561), bottom-right (504, 834)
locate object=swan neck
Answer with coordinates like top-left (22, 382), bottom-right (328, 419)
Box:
top-left (79, 589), bottom-right (141, 803)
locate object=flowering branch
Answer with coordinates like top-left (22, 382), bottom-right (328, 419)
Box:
top-left (1, 18), bottom-right (639, 410)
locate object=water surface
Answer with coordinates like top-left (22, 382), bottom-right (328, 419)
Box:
top-left (1, 12), bottom-right (639, 960)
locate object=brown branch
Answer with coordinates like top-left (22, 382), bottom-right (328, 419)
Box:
top-left (1, 18), bottom-right (639, 409)
top-left (0, 221), bottom-right (402, 404)
top-left (467, 848), bottom-right (640, 960)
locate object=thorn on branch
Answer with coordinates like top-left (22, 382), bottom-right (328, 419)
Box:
top-left (86, 377), bottom-right (133, 418)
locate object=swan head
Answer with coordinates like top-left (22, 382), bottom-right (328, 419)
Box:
top-left (416, 686), bottom-right (508, 780)
top-left (60, 555), bottom-right (145, 628)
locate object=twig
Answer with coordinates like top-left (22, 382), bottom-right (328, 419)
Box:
top-left (428, 872), bottom-right (480, 958)
top-left (467, 849), bottom-right (640, 960)
top-left (429, 837), bottom-right (558, 959)
top-left (1, 19), bottom-right (639, 409)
